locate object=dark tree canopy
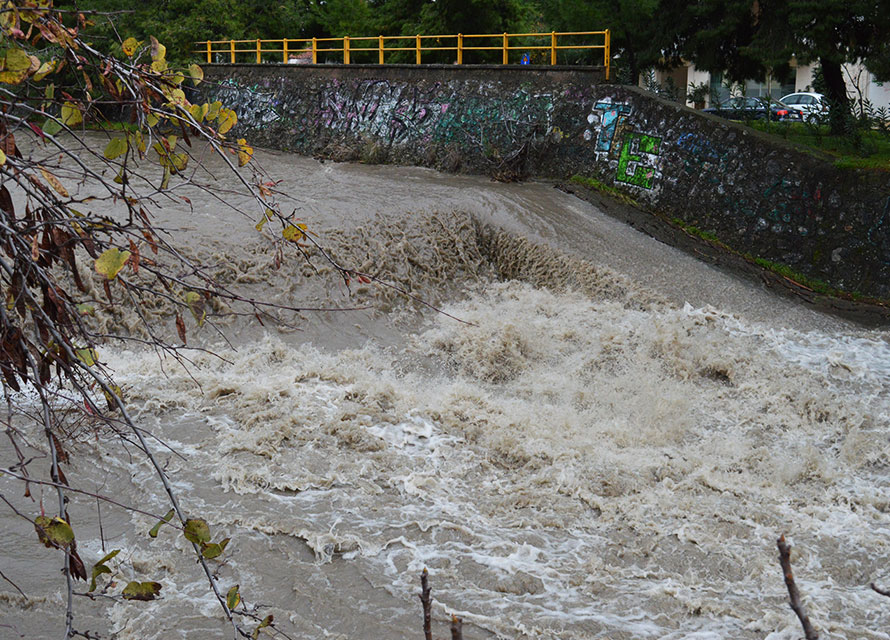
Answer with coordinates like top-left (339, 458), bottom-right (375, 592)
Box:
top-left (678, 0), bottom-right (890, 130)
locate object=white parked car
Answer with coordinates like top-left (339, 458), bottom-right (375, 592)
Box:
top-left (779, 92), bottom-right (828, 121)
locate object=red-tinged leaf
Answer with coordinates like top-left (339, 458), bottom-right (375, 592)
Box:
top-left (254, 312), bottom-right (265, 327)
top-left (28, 121), bottom-right (46, 140)
top-left (69, 548), bottom-right (87, 581)
top-left (128, 240), bottom-right (140, 275)
top-left (57, 466), bottom-right (68, 487)
top-left (141, 229), bottom-right (158, 255)
top-left (180, 196), bottom-right (191, 205)
top-left (0, 185), bottom-right (14, 220)
top-left (175, 313), bottom-right (186, 344)
top-left (84, 399), bottom-right (94, 415)
top-left (51, 433), bottom-right (69, 464)
top-left (102, 279), bottom-right (113, 304)
top-left (357, 275), bottom-right (371, 284)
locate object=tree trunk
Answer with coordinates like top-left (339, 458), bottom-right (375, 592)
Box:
top-left (820, 57), bottom-right (850, 134)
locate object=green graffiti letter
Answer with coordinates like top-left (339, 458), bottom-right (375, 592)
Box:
top-left (616, 132), bottom-right (662, 189)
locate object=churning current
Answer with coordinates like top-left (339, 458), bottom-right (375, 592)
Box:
top-left (2, 145), bottom-right (890, 640)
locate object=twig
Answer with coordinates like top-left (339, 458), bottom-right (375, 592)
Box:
top-left (450, 614), bottom-right (463, 640)
top-left (0, 470), bottom-right (182, 531)
top-left (777, 535), bottom-right (819, 640)
top-left (0, 567), bottom-right (27, 598)
top-left (871, 582), bottom-right (890, 597)
top-left (419, 568), bottom-right (432, 640)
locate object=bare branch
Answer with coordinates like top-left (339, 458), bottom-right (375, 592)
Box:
top-left (777, 535), bottom-right (819, 640)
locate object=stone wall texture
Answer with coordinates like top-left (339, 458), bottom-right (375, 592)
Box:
top-left (202, 64), bottom-right (890, 300)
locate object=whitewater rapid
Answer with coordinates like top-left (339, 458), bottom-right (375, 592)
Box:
top-left (2, 144), bottom-right (889, 640)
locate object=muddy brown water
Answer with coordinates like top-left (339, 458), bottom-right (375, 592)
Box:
top-left (2, 139), bottom-right (890, 639)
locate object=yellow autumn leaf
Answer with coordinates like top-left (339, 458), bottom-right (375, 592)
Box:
top-left (189, 63), bottom-right (204, 86)
top-left (33, 59), bottom-right (56, 82)
top-left (39, 167), bottom-right (69, 198)
top-left (61, 102), bottom-right (82, 127)
top-left (75, 347), bottom-right (98, 367)
top-left (95, 248), bottom-right (131, 280)
top-left (237, 139), bottom-right (253, 167)
top-left (255, 208), bottom-right (274, 232)
top-left (0, 149), bottom-right (6, 165)
top-left (282, 223), bottom-right (307, 242)
top-left (217, 108), bottom-right (237, 134)
top-left (121, 37), bottom-right (141, 57)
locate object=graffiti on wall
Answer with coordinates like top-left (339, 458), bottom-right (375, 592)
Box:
top-left (213, 79), bottom-right (283, 128)
top-left (583, 98), bottom-right (663, 190)
top-left (616, 132), bottom-right (661, 188)
top-left (209, 77), bottom-right (555, 158)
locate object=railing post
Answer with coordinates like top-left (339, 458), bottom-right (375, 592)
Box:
top-left (457, 33), bottom-right (463, 64)
top-left (503, 33), bottom-right (508, 64)
top-left (283, 39), bottom-right (288, 64)
top-left (256, 39), bottom-right (261, 63)
top-left (206, 41), bottom-right (211, 64)
top-left (230, 39), bottom-right (235, 64)
top-left (550, 31), bottom-right (556, 65)
top-left (416, 34), bottom-right (421, 64)
top-left (344, 36), bottom-right (350, 64)
top-left (379, 35), bottom-right (384, 64)
top-left (604, 29), bottom-right (611, 80)
top-left (312, 37), bottom-right (317, 64)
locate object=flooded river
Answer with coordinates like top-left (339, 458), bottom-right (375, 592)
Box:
top-left (2, 143), bottom-right (890, 639)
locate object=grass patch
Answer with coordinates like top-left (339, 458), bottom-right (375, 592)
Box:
top-left (569, 175), bottom-right (639, 206)
top-left (747, 121), bottom-right (890, 171)
top-left (670, 218), bottom-right (730, 250)
top-left (85, 120), bottom-right (139, 133)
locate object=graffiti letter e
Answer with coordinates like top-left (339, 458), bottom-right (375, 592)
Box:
top-left (616, 132), bottom-right (661, 189)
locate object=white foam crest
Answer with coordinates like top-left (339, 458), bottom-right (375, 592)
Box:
top-left (66, 282), bottom-right (890, 639)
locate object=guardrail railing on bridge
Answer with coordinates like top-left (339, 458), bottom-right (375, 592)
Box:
top-left (195, 30), bottom-right (611, 79)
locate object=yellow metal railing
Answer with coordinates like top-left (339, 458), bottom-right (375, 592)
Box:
top-left (196, 30), bottom-right (611, 79)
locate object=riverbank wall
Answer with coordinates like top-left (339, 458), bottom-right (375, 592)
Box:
top-left (201, 64), bottom-right (890, 302)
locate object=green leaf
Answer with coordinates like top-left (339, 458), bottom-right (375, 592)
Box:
top-left (89, 564), bottom-right (111, 592)
top-left (149, 508), bottom-right (175, 538)
top-left (103, 137), bottom-right (128, 160)
top-left (146, 112), bottom-right (159, 128)
top-left (34, 515), bottom-right (75, 548)
top-left (42, 118), bottom-right (62, 136)
top-left (252, 614), bottom-right (273, 638)
top-left (121, 580), bottom-right (162, 601)
top-left (201, 537), bottom-right (230, 559)
top-left (183, 518), bottom-right (211, 545)
top-left (226, 584), bottom-right (241, 610)
top-left (76, 303), bottom-right (95, 316)
top-left (75, 347), bottom-right (98, 367)
top-left (94, 248), bottom-right (131, 280)
top-left (61, 102), bottom-right (82, 127)
top-left (88, 549), bottom-right (119, 592)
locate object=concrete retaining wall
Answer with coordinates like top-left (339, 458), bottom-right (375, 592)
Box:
top-left (202, 64), bottom-right (890, 301)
